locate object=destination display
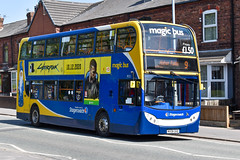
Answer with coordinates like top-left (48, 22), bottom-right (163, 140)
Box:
top-left (146, 56), bottom-right (198, 72)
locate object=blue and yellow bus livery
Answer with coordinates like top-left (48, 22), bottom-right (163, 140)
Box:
top-left (17, 21), bottom-right (201, 136)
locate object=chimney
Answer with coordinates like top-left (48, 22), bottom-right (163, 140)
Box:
top-left (26, 12), bottom-right (34, 26)
top-left (0, 17), bottom-right (4, 30)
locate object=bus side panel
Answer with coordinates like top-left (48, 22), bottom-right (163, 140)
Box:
top-left (17, 112), bottom-right (30, 121)
top-left (40, 115), bottom-right (95, 131)
top-left (17, 60), bottom-right (31, 120)
top-left (105, 53), bottom-right (142, 134)
top-left (27, 99), bottom-right (100, 131)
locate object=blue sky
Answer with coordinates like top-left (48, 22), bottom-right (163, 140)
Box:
top-left (0, 0), bottom-right (102, 24)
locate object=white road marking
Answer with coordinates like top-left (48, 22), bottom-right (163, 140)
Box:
top-left (0, 142), bottom-right (76, 160)
top-left (35, 128), bottom-right (239, 160)
top-left (0, 116), bottom-right (239, 160)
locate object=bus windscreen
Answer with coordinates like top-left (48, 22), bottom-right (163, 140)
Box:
top-left (143, 24), bottom-right (196, 56)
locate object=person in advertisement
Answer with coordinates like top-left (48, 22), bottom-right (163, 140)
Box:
top-left (85, 59), bottom-right (99, 99)
top-left (18, 61), bottom-right (24, 107)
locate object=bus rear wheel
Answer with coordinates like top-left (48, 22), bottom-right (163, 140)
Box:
top-left (30, 106), bottom-right (41, 127)
top-left (96, 112), bottom-right (110, 137)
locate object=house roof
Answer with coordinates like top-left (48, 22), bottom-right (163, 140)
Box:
top-left (199, 49), bottom-right (232, 64)
top-left (0, 0), bottom-right (194, 38)
top-left (0, 19), bottom-right (28, 38)
top-left (67, 0), bottom-right (194, 25)
top-left (42, 0), bottom-right (94, 26)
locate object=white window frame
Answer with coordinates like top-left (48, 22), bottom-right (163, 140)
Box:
top-left (10, 71), bottom-right (17, 94)
top-left (203, 9), bottom-right (218, 42)
top-left (201, 64), bottom-right (228, 99)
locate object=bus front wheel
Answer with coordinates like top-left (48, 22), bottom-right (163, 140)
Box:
top-left (30, 106), bottom-right (41, 127)
top-left (96, 112), bottom-right (110, 137)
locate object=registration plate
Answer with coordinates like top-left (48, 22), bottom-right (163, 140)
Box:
top-left (167, 129), bottom-right (180, 134)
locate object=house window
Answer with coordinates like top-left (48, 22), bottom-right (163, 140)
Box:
top-left (200, 65), bottom-right (227, 99)
top-left (3, 44), bottom-right (8, 63)
top-left (201, 66), bottom-right (208, 97)
top-left (211, 66), bottom-right (225, 97)
top-left (11, 71), bottom-right (17, 94)
top-left (203, 9), bottom-right (217, 42)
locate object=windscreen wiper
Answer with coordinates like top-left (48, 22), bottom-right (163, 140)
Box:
top-left (147, 71), bottom-right (173, 80)
top-left (170, 71), bottom-right (198, 84)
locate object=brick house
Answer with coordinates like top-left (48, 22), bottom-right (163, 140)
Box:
top-left (0, 0), bottom-right (239, 110)
top-left (0, 18), bottom-right (28, 96)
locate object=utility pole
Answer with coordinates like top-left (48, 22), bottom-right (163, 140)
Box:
top-left (172, 0), bottom-right (175, 24)
top-left (172, 0), bottom-right (178, 107)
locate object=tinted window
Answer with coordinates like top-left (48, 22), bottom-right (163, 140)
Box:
top-left (30, 81), bottom-right (43, 99)
top-left (46, 38), bottom-right (60, 57)
top-left (117, 27), bottom-right (136, 52)
top-left (20, 42), bottom-right (32, 59)
top-left (75, 80), bottom-right (83, 102)
top-left (59, 81), bottom-right (74, 101)
top-left (77, 33), bottom-right (94, 55)
top-left (61, 36), bottom-right (76, 56)
top-left (32, 40), bottom-right (45, 58)
top-left (96, 30), bottom-right (115, 54)
top-left (143, 24), bottom-right (196, 56)
top-left (119, 80), bottom-right (141, 106)
top-left (44, 81), bottom-right (57, 100)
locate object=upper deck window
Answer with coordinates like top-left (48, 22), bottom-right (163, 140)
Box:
top-left (77, 33), bottom-right (94, 55)
top-left (46, 38), bottom-right (60, 57)
top-left (32, 40), bottom-right (45, 58)
top-left (117, 27), bottom-right (136, 52)
top-left (96, 30), bottom-right (115, 54)
top-left (20, 41), bottom-right (32, 60)
top-left (61, 35), bottom-right (76, 56)
top-left (142, 24), bottom-right (196, 56)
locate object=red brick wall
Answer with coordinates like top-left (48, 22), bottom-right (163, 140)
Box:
top-left (63, 0), bottom-right (232, 52)
top-left (233, 0), bottom-right (240, 109)
top-left (28, 2), bottom-right (56, 37)
top-left (0, 33), bottom-right (27, 68)
top-left (2, 0), bottom-right (240, 108)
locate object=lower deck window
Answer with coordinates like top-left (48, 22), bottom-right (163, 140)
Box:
top-left (75, 80), bottom-right (83, 101)
top-left (119, 80), bottom-right (141, 106)
top-left (30, 81), bottom-right (43, 99)
top-left (44, 81), bottom-right (57, 100)
top-left (29, 80), bottom-right (84, 102)
top-left (59, 81), bottom-right (74, 101)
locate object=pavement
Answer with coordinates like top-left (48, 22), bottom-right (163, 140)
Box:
top-left (0, 108), bottom-right (240, 159)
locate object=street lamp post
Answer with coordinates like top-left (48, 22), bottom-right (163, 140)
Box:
top-left (172, 0), bottom-right (175, 24)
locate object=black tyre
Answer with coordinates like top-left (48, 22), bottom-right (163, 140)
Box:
top-left (30, 106), bottom-right (41, 127)
top-left (96, 112), bottom-right (110, 137)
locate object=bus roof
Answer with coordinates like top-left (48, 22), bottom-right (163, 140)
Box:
top-left (27, 21), bottom-right (189, 42)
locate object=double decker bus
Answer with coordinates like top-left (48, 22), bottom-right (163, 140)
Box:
top-left (17, 21), bottom-right (201, 136)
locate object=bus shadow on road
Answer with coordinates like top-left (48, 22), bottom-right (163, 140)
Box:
top-left (111, 134), bottom-right (190, 142)
top-left (35, 123), bottom-right (191, 142)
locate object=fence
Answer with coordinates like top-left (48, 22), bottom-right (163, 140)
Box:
top-left (200, 105), bottom-right (229, 128)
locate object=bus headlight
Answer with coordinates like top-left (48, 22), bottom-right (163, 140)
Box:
top-left (189, 112), bottom-right (200, 122)
top-left (144, 112), bottom-right (158, 125)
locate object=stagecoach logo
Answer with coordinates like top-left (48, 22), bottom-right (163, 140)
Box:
top-left (165, 112), bottom-right (184, 117)
top-left (69, 107), bottom-right (88, 114)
